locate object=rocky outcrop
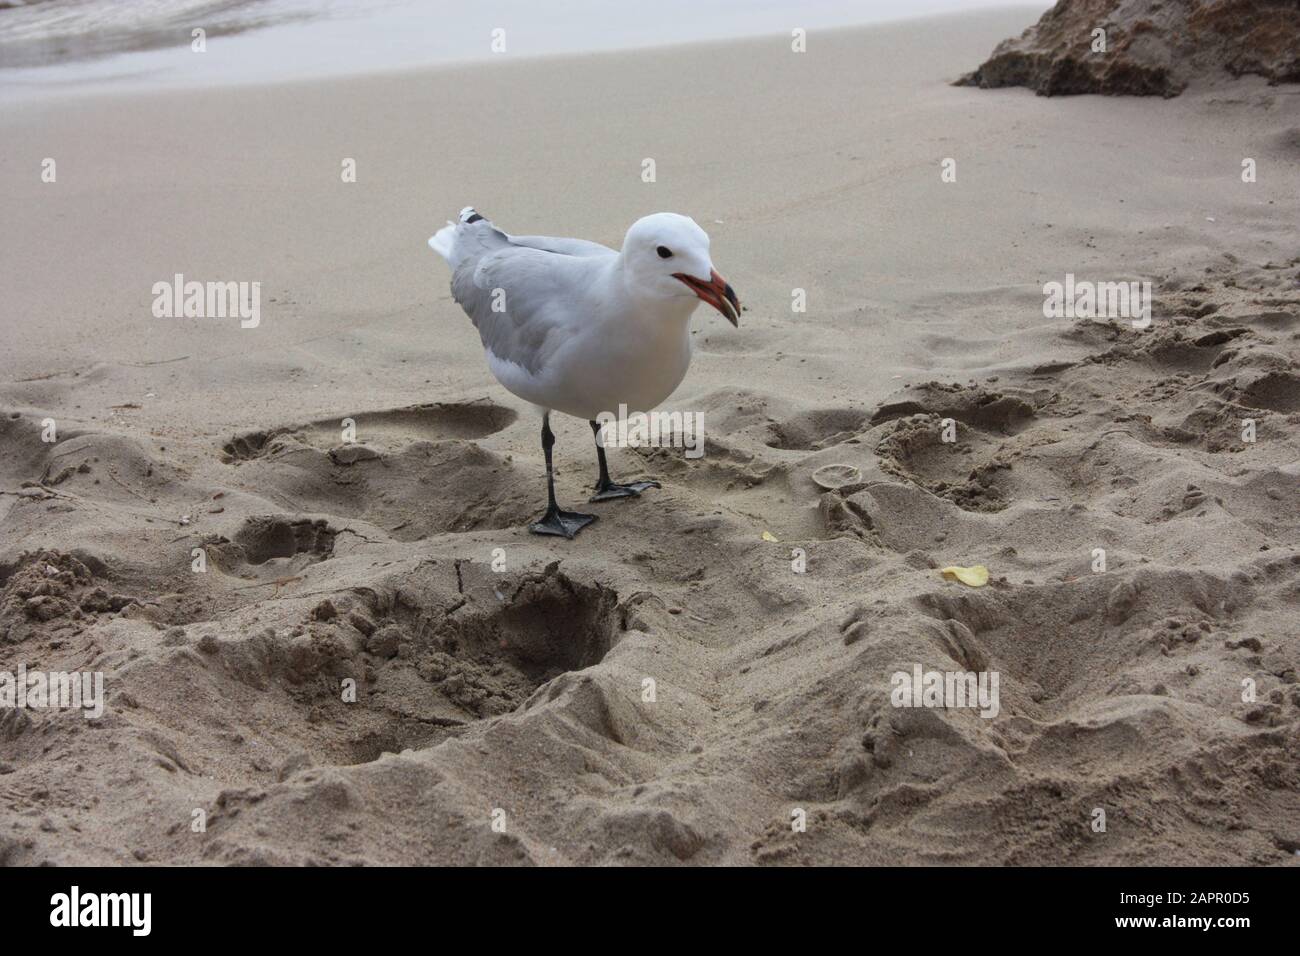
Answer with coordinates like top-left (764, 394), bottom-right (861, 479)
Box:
top-left (957, 0), bottom-right (1300, 97)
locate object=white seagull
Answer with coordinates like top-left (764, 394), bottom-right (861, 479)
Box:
top-left (429, 207), bottom-right (741, 538)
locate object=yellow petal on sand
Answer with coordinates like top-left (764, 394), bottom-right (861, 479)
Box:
top-left (761, 531), bottom-right (779, 542)
top-left (940, 564), bottom-right (989, 587)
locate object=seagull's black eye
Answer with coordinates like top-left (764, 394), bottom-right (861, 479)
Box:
top-left (657, 246), bottom-right (673, 259)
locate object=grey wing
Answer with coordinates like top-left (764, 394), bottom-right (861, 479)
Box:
top-left (506, 234), bottom-right (617, 259)
top-left (451, 243), bottom-right (593, 376)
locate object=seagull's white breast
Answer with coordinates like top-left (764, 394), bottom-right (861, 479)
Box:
top-left (488, 301), bottom-right (696, 421)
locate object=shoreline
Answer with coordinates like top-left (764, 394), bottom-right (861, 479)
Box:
top-left (0, 2), bottom-right (1049, 104)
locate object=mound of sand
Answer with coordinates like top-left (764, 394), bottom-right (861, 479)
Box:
top-left (958, 0), bottom-right (1300, 97)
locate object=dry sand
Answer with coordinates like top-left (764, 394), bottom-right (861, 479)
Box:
top-left (1, 7), bottom-right (1298, 865)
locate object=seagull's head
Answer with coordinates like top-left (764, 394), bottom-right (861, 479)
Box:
top-left (622, 213), bottom-right (740, 326)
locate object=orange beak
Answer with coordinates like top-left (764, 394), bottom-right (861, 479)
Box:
top-left (673, 269), bottom-right (740, 326)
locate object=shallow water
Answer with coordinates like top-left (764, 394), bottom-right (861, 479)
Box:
top-left (0, 0), bottom-right (1045, 100)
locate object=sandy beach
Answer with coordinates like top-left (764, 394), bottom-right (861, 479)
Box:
top-left (1, 4), bottom-right (1298, 865)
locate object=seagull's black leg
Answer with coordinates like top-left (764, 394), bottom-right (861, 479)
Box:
top-left (588, 419), bottom-right (662, 502)
top-left (530, 412), bottom-right (597, 539)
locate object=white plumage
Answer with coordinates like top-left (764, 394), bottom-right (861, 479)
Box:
top-left (428, 208), bottom-right (738, 421)
top-left (427, 207), bottom-right (740, 538)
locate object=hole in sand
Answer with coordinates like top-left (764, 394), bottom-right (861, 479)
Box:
top-left (447, 572), bottom-right (620, 686)
top-left (232, 517), bottom-right (336, 566)
top-left (221, 401), bottom-right (517, 462)
top-left (764, 408), bottom-right (868, 451)
top-left (1241, 371), bottom-right (1300, 413)
top-left (303, 402), bottom-right (517, 447)
top-left (213, 567), bottom-right (624, 770)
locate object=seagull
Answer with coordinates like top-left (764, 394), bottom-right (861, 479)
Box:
top-left (428, 208), bottom-right (741, 539)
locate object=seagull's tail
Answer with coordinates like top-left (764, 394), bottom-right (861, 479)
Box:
top-left (428, 221), bottom-right (457, 262)
top-left (428, 207), bottom-right (488, 267)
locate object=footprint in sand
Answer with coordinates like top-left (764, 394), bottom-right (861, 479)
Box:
top-left (762, 407), bottom-right (869, 451)
top-left (214, 401), bottom-right (534, 540)
top-left (221, 400), bottom-right (516, 462)
top-left (206, 516), bottom-right (337, 579)
top-left (868, 383), bottom-right (1040, 513)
